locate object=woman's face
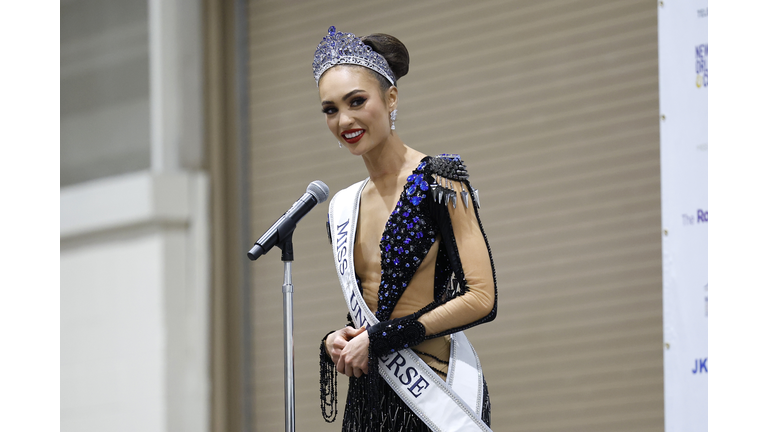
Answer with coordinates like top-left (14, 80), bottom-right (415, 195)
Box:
top-left (318, 66), bottom-right (396, 156)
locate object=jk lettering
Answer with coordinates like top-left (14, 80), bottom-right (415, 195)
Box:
top-left (692, 357), bottom-right (708, 374)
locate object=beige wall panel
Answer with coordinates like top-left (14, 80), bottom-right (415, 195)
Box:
top-left (247, 1), bottom-right (662, 431)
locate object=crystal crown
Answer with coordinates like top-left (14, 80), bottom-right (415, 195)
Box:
top-left (312, 26), bottom-right (396, 86)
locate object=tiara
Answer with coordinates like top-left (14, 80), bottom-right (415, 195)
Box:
top-left (312, 26), bottom-right (396, 87)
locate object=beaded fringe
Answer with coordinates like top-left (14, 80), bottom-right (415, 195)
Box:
top-left (320, 333), bottom-right (338, 423)
top-left (340, 373), bottom-right (491, 432)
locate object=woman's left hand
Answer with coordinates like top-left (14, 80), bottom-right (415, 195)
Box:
top-left (337, 329), bottom-right (369, 378)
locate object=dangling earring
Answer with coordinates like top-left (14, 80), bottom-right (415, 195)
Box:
top-left (390, 109), bottom-right (398, 130)
top-left (338, 141), bottom-right (343, 148)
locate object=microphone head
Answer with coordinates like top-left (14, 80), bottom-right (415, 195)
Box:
top-left (306, 180), bottom-right (330, 203)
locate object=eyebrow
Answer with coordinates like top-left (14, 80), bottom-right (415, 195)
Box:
top-left (321, 89), bottom-right (366, 106)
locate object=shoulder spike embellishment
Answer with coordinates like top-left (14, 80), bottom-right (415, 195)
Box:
top-left (429, 153), bottom-right (472, 209)
top-left (449, 180), bottom-right (457, 209)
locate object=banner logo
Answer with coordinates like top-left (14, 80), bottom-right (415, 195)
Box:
top-left (696, 44), bottom-right (708, 88)
top-left (682, 209), bottom-right (708, 226)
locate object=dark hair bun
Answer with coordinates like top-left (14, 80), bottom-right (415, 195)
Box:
top-left (362, 33), bottom-right (410, 82)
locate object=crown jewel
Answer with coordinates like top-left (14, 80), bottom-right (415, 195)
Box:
top-left (312, 26), bottom-right (396, 86)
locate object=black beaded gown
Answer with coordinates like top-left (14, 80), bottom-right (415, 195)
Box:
top-left (321, 155), bottom-right (497, 431)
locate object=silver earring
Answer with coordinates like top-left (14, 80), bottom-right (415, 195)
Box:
top-left (338, 141), bottom-right (343, 148)
top-left (390, 109), bottom-right (397, 130)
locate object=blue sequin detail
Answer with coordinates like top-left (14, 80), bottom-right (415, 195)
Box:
top-left (375, 157), bottom-right (441, 322)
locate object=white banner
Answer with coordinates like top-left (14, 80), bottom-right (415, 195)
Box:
top-left (658, 1), bottom-right (708, 431)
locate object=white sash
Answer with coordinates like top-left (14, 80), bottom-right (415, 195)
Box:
top-left (328, 179), bottom-right (492, 432)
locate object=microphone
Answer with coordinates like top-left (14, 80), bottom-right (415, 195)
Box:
top-left (247, 180), bottom-right (330, 261)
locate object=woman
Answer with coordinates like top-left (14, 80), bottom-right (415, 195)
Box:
top-left (315, 26), bottom-right (497, 432)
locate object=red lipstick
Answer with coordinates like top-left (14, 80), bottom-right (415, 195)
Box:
top-left (342, 128), bottom-right (365, 144)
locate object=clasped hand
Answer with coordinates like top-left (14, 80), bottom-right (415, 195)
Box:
top-left (325, 326), bottom-right (370, 378)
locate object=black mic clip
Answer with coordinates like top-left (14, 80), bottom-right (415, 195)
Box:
top-left (277, 232), bottom-right (294, 262)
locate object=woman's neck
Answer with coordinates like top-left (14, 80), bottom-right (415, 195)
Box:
top-left (361, 134), bottom-right (419, 182)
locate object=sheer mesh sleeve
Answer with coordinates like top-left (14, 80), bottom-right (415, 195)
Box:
top-left (416, 179), bottom-right (497, 337)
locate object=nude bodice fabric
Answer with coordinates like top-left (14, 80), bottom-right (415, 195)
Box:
top-left (353, 160), bottom-right (495, 376)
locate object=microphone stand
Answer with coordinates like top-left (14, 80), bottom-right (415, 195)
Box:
top-left (277, 232), bottom-right (296, 432)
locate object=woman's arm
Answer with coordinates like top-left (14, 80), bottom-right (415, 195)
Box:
top-left (418, 187), bottom-right (496, 336)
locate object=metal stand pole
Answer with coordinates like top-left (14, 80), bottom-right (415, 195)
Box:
top-left (278, 234), bottom-right (295, 432)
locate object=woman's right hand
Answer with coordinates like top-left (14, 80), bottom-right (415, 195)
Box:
top-left (325, 326), bottom-right (366, 365)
